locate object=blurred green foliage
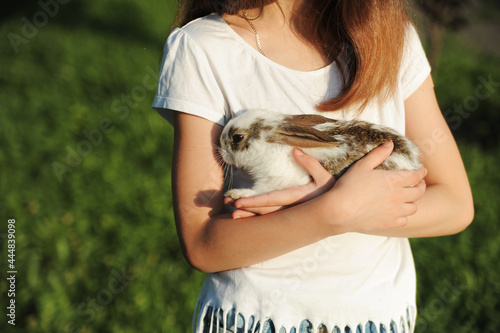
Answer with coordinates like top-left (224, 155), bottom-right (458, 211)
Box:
top-left (0, 0), bottom-right (499, 332)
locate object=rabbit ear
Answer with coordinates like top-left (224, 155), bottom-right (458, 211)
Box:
top-left (284, 114), bottom-right (335, 127)
top-left (268, 115), bottom-right (339, 148)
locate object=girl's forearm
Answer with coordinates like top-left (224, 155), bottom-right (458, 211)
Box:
top-left (184, 196), bottom-right (338, 273)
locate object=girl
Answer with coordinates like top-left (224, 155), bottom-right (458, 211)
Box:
top-left (152, 0), bottom-right (474, 332)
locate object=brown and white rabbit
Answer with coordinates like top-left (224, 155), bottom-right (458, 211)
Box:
top-left (219, 109), bottom-right (421, 200)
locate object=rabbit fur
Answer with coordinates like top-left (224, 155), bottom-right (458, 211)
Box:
top-left (219, 109), bottom-right (421, 200)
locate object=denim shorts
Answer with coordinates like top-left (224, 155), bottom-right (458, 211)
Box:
top-left (200, 306), bottom-right (413, 333)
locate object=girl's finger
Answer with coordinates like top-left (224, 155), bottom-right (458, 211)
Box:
top-left (293, 149), bottom-right (334, 185)
top-left (234, 185), bottom-right (311, 209)
top-left (224, 197), bottom-right (236, 206)
top-left (232, 209), bottom-right (258, 219)
top-left (402, 180), bottom-right (426, 203)
top-left (356, 141), bottom-right (395, 170)
top-left (393, 168), bottom-right (427, 188)
top-left (232, 206), bottom-right (284, 218)
top-left (402, 202), bottom-right (418, 217)
top-left (409, 167), bottom-right (428, 186)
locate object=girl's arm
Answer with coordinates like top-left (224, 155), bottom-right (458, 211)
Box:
top-left (232, 75), bottom-right (474, 238)
top-left (368, 74), bottom-right (474, 237)
top-left (171, 112), bottom-right (425, 273)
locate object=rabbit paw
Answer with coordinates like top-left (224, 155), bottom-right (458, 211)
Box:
top-left (224, 189), bottom-right (257, 200)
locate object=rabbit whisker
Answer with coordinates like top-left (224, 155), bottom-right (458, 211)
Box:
top-left (212, 143), bottom-right (234, 195)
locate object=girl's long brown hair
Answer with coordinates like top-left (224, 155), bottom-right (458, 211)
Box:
top-left (172, 0), bottom-right (411, 113)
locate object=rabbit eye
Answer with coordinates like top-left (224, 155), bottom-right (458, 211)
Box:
top-left (232, 134), bottom-right (244, 143)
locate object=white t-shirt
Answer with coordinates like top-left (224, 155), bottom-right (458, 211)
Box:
top-left (152, 13), bottom-right (431, 333)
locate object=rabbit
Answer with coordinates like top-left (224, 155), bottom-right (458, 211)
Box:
top-left (219, 109), bottom-right (422, 200)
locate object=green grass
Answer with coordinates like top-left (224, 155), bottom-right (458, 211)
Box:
top-left (0, 1), bottom-right (499, 332)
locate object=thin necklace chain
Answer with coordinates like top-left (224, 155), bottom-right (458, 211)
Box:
top-left (241, 9), bottom-right (266, 57)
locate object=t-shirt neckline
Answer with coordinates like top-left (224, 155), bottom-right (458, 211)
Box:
top-left (209, 13), bottom-right (336, 76)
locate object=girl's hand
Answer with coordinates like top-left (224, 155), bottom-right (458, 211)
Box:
top-left (224, 148), bottom-right (336, 219)
top-left (326, 141), bottom-right (427, 233)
